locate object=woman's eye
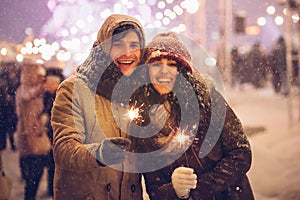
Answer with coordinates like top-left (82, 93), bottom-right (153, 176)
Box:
top-left (150, 63), bottom-right (162, 67)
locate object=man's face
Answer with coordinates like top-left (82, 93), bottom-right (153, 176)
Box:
top-left (110, 31), bottom-right (141, 76)
top-left (148, 58), bottom-right (178, 94)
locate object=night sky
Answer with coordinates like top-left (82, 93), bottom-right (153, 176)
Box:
top-left (0, 0), bottom-right (284, 51)
top-left (0, 0), bottom-right (52, 43)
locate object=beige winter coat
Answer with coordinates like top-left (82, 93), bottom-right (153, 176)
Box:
top-left (52, 77), bottom-right (142, 200)
top-left (51, 14), bottom-right (145, 200)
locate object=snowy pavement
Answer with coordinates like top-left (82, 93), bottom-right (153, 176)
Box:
top-left (1, 83), bottom-right (300, 200)
top-left (225, 83), bottom-right (300, 200)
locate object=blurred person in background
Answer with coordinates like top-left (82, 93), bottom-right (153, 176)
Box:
top-left (0, 62), bottom-right (20, 151)
top-left (16, 60), bottom-right (51, 200)
top-left (230, 47), bottom-right (242, 88)
top-left (270, 36), bottom-right (288, 95)
top-left (248, 42), bottom-right (267, 88)
top-left (41, 67), bottom-right (65, 198)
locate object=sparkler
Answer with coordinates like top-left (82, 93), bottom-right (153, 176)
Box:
top-left (172, 124), bottom-right (197, 167)
top-left (125, 102), bottom-right (144, 123)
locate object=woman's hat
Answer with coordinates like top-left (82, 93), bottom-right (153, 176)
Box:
top-left (144, 32), bottom-right (193, 72)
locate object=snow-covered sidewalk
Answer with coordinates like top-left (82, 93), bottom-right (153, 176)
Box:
top-left (226, 84), bottom-right (300, 200)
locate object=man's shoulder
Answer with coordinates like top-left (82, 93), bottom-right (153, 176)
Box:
top-left (59, 75), bottom-right (87, 87)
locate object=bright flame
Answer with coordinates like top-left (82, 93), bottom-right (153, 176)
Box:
top-left (174, 133), bottom-right (189, 145)
top-left (127, 107), bottom-right (140, 121)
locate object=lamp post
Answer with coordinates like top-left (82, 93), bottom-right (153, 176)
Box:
top-left (217, 0), bottom-right (232, 85)
top-left (183, 0), bottom-right (207, 47)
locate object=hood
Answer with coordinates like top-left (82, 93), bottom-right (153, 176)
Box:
top-left (94, 14), bottom-right (145, 55)
top-left (76, 14), bottom-right (145, 91)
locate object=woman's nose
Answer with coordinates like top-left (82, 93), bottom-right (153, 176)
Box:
top-left (160, 65), bottom-right (169, 73)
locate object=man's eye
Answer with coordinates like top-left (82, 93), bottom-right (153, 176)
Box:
top-left (131, 43), bottom-right (140, 49)
top-left (112, 42), bottom-right (122, 47)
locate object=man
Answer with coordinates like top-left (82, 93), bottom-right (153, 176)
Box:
top-left (51, 14), bottom-right (145, 200)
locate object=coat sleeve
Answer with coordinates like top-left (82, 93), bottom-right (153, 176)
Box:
top-left (51, 77), bottom-right (100, 171)
top-left (191, 89), bottom-right (252, 199)
top-left (143, 169), bottom-right (183, 200)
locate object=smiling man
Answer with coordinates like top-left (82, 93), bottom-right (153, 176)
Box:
top-left (51, 14), bottom-right (145, 200)
top-left (110, 30), bottom-right (142, 76)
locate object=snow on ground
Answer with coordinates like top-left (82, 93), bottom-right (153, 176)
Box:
top-left (1, 83), bottom-right (300, 200)
top-left (226, 83), bottom-right (300, 200)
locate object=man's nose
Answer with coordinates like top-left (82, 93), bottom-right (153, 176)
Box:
top-left (122, 45), bottom-right (132, 56)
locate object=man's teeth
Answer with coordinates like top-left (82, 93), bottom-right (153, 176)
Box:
top-left (158, 78), bottom-right (171, 83)
top-left (118, 60), bottom-right (133, 64)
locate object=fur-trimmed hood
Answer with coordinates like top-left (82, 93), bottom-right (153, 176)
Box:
top-left (76, 14), bottom-right (145, 92)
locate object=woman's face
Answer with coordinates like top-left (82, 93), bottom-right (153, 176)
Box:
top-left (110, 30), bottom-right (141, 76)
top-left (148, 58), bottom-right (178, 94)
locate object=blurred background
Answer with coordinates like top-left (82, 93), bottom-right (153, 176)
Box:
top-left (0, 0), bottom-right (299, 81)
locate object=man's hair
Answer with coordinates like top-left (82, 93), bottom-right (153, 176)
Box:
top-left (112, 24), bottom-right (142, 44)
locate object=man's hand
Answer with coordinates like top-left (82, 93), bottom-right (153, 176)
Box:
top-left (97, 137), bottom-right (131, 166)
top-left (171, 167), bottom-right (197, 198)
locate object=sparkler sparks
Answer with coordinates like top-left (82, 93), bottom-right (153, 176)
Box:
top-left (172, 125), bottom-right (197, 147)
top-left (127, 107), bottom-right (140, 120)
top-left (174, 133), bottom-right (190, 146)
top-left (126, 103), bottom-right (144, 122)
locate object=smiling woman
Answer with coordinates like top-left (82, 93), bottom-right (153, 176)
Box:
top-left (129, 32), bottom-right (254, 200)
top-left (148, 58), bottom-right (178, 94)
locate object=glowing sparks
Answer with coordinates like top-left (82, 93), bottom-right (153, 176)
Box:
top-left (174, 133), bottom-right (190, 145)
top-left (127, 107), bottom-right (140, 120)
top-left (172, 125), bottom-right (197, 147)
top-left (126, 103), bottom-right (144, 122)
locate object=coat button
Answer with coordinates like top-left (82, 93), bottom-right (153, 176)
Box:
top-left (131, 184), bottom-right (136, 192)
top-left (106, 183), bottom-right (111, 191)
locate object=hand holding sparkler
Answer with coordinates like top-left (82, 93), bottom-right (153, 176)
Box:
top-left (171, 167), bottom-right (197, 199)
top-left (97, 137), bottom-right (131, 166)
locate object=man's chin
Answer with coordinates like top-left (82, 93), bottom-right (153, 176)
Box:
top-left (120, 67), bottom-right (136, 77)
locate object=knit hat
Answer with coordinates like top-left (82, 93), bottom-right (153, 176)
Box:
top-left (144, 32), bottom-right (193, 72)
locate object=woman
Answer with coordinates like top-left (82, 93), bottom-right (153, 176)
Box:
top-left (129, 32), bottom-right (254, 200)
top-left (51, 14), bottom-right (145, 200)
top-left (15, 61), bottom-right (49, 200)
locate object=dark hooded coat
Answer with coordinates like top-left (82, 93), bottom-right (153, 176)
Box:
top-left (129, 32), bottom-right (254, 200)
